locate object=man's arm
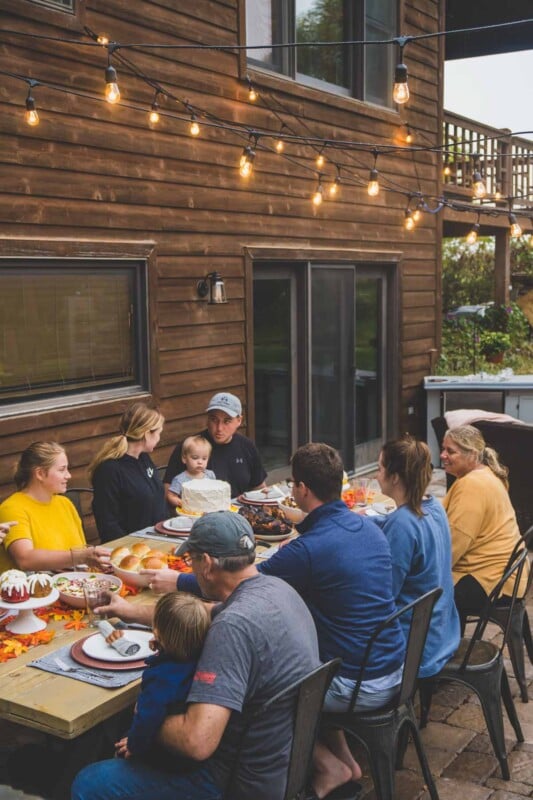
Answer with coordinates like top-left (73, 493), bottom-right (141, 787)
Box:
top-left (158, 703), bottom-right (231, 761)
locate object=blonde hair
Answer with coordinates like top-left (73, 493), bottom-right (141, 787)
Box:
top-left (88, 402), bottom-right (164, 481)
top-left (445, 425), bottom-right (509, 488)
top-left (153, 592), bottom-right (210, 662)
top-left (14, 442), bottom-right (66, 490)
top-left (381, 436), bottom-right (432, 517)
top-left (182, 435), bottom-right (212, 460)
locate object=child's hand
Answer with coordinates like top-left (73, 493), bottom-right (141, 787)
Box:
top-left (115, 737), bottom-right (131, 759)
top-left (105, 629), bottom-right (124, 645)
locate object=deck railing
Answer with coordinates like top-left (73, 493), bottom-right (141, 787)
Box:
top-left (443, 111), bottom-right (533, 209)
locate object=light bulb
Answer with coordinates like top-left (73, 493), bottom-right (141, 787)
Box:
top-left (316, 153), bottom-right (325, 169)
top-left (529, 235), bottom-right (533, 248)
top-left (367, 168), bottom-right (379, 197)
top-left (189, 117), bottom-right (200, 136)
top-left (466, 224), bottom-right (479, 245)
top-left (393, 63), bottom-right (409, 104)
top-left (312, 185), bottom-right (324, 206)
top-left (24, 95), bottom-right (39, 127)
top-left (412, 208), bottom-right (421, 223)
top-left (509, 214), bottom-right (522, 237)
top-left (248, 86), bottom-right (258, 102)
top-left (443, 164), bottom-right (451, 177)
top-left (494, 188), bottom-right (502, 201)
top-left (275, 139), bottom-right (284, 153)
top-left (239, 145), bottom-right (255, 178)
top-left (405, 128), bottom-right (413, 144)
top-left (404, 211), bottom-right (415, 231)
top-left (105, 65), bottom-right (120, 104)
top-left (472, 171), bottom-right (486, 199)
top-left (149, 102), bottom-right (160, 125)
top-left (329, 178), bottom-right (340, 198)
top-left (97, 34), bottom-right (109, 46)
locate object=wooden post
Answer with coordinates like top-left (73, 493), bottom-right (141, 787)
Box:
top-left (494, 229), bottom-right (510, 305)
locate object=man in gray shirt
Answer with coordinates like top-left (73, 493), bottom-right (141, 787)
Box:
top-left (72, 512), bottom-right (320, 800)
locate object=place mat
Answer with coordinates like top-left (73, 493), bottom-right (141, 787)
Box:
top-left (29, 644), bottom-right (144, 688)
top-left (131, 531), bottom-right (181, 544)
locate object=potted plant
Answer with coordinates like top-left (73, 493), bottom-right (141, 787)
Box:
top-left (480, 331), bottom-right (512, 363)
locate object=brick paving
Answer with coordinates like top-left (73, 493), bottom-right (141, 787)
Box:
top-left (0, 470), bottom-right (531, 799)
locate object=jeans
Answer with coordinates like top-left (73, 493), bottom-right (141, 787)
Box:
top-left (323, 669), bottom-right (403, 713)
top-left (71, 758), bottom-right (222, 800)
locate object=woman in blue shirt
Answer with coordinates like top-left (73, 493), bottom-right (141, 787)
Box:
top-left (375, 435), bottom-right (460, 678)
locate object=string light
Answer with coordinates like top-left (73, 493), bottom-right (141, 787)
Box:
top-left (328, 168), bottom-right (341, 198)
top-left (404, 209), bottom-right (415, 231)
top-left (494, 186), bottom-right (502, 201)
top-left (96, 34), bottom-right (109, 46)
top-left (403, 124), bottom-right (414, 144)
top-left (104, 51), bottom-right (120, 104)
top-left (316, 150), bottom-right (325, 169)
top-left (312, 175), bottom-right (324, 206)
top-left (393, 41), bottom-right (410, 105)
top-left (189, 114), bottom-right (200, 136)
top-left (239, 137), bottom-right (257, 178)
top-left (509, 213), bottom-right (522, 237)
top-left (472, 166), bottom-right (486, 199)
top-left (275, 124), bottom-right (286, 153)
top-left (246, 76), bottom-right (258, 102)
top-left (24, 89), bottom-right (39, 126)
top-left (412, 206), bottom-right (422, 223)
top-left (148, 92), bottom-right (160, 124)
top-left (466, 219), bottom-right (480, 245)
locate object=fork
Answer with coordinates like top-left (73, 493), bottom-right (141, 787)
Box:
top-left (54, 656), bottom-right (114, 680)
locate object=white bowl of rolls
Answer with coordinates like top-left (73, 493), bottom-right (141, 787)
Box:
top-left (111, 542), bottom-right (171, 588)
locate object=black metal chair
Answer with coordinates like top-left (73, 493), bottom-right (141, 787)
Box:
top-left (322, 588), bottom-right (442, 800)
top-left (470, 527), bottom-right (533, 703)
top-left (419, 548), bottom-right (528, 780)
top-left (64, 487), bottom-right (94, 518)
top-left (224, 658), bottom-right (341, 800)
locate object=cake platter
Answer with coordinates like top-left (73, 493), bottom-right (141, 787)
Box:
top-left (0, 588), bottom-right (59, 634)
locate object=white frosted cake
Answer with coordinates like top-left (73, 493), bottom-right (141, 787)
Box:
top-left (182, 479), bottom-right (231, 514)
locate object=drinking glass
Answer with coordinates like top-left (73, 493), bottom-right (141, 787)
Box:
top-left (353, 478), bottom-right (371, 507)
top-left (83, 582), bottom-right (111, 628)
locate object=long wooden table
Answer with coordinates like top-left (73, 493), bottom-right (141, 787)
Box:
top-left (0, 495), bottom-right (394, 741)
top-left (0, 531), bottom-right (165, 740)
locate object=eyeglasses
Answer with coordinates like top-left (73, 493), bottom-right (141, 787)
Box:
top-left (286, 479), bottom-right (298, 490)
top-left (181, 552), bottom-right (201, 567)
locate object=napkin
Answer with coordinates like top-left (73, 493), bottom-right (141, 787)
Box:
top-left (97, 620), bottom-right (141, 656)
top-left (30, 644), bottom-right (144, 688)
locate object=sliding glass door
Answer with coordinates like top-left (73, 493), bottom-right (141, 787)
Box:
top-left (253, 261), bottom-right (393, 474)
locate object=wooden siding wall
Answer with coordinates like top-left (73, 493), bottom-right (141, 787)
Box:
top-left (0, 0), bottom-right (441, 516)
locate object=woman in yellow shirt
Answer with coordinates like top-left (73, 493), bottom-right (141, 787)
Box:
top-left (441, 425), bottom-right (528, 630)
top-left (0, 442), bottom-right (110, 573)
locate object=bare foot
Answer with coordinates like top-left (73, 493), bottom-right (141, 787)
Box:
top-left (323, 730), bottom-right (362, 781)
top-left (312, 741), bottom-right (353, 798)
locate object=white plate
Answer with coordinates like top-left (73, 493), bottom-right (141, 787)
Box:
top-left (163, 517), bottom-right (193, 532)
top-left (243, 487), bottom-right (287, 502)
top-left (82, 629), bottom-right (153, 662)
top-left (371, 502), bottom-right (395, 515)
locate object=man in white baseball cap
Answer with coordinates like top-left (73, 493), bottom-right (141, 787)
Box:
top-left (164, 391), bottom-right (266, 500)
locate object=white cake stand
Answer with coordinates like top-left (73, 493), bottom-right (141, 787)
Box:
top-left (0, 588), bottom-right (59, 634)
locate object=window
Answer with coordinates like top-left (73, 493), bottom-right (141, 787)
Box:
top-left (0, 259), bottom-right (148, 409)
top-left (32, 0), bottom-right (74, 10)
top-left (246, 0), bottom-right (397, 106)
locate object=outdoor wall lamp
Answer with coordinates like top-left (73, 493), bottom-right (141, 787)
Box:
top-left (197, 272), bottom-right (227, 304)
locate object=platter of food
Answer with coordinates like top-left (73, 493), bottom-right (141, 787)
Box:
top-left (237, 505), bottom-right (293, 540)
top-left (54, 572), bottom-right (122, 609)
top-left (111, 543), bottom-right (170, 588)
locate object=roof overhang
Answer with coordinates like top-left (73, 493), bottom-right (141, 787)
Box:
top-left (446, 1), bottom-right (533, 60)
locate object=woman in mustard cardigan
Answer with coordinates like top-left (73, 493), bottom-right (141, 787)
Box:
top-left (440, 425), bottom-right (528, 630)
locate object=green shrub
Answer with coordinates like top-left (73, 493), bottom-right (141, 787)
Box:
top-left (479, 331), bottom-right (512, 357)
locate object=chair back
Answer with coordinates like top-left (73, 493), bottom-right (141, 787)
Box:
top-left (348, 587), bottom-right (442, 713)
top-left (156, 465), bottom-right (167, 482)
top-left (64, 487), bottom-right (94, 517)
top-left (224, 658), bottom-right (340, 800)
top-left (459, 547), bottom-right (529, 670)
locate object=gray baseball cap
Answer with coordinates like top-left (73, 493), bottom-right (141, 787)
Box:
top-left (206, 392), bottom-right (242, 418)
top-left (175, 511), bottom-right (255, 558)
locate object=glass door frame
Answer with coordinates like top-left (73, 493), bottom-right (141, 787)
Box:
top-left (245, 249), bottom-right (401, 479)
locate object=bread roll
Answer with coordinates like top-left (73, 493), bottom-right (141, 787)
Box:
top-left (141, 556), bottom-right (165, 570)
top-left (119, 555), bottom-right (141, 572)
top-left (111, 546), bottom-right (130, 566)
top-left (146, 549), bottom-right (167, 563)
top-left (131, 543), bottom-right (151, 558)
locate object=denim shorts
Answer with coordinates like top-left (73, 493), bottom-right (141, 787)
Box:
top-left (323, 668), bottom-right (403, 713)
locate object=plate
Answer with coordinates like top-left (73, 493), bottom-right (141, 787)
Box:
top-left (254, 530), bottom-right (297, 543)
top-left (371, 501), bottom-right (396, 515)
top-left (71, 636), bottom-right (147, 671)
top-left (155, 518), bottom-right (192, 536)
top-left (243, 487), bottom-right (287, 502)
top-left (81, 629), bottom-right (153, 662)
